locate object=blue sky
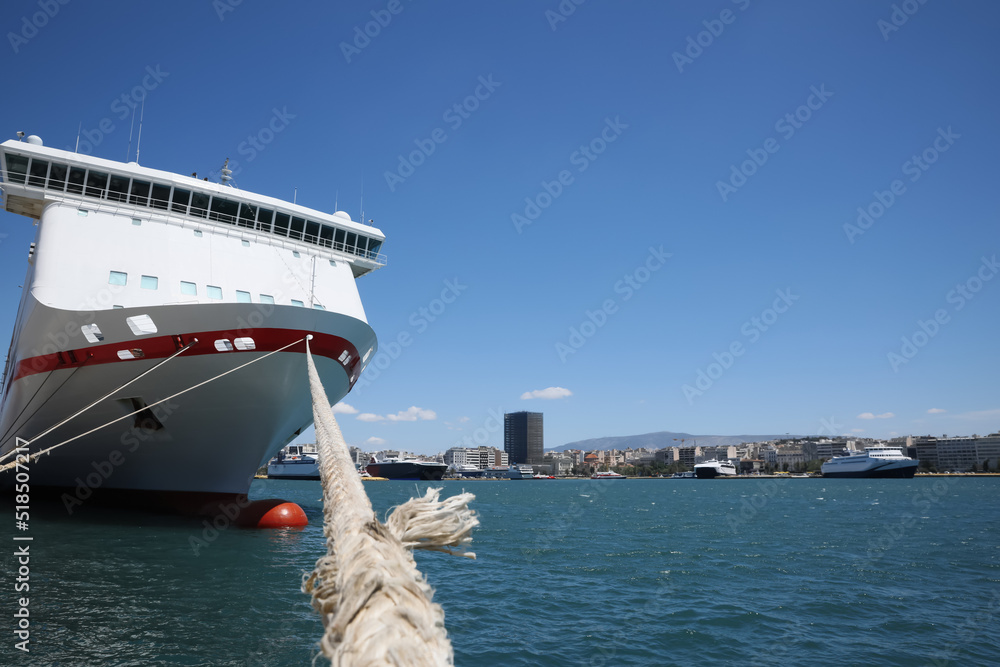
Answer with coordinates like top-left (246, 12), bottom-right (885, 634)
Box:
top-left (1, 1), bottom-right (998, 455)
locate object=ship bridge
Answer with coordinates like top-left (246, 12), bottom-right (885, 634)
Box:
top-left (0, 137), bottom-right (386, 278)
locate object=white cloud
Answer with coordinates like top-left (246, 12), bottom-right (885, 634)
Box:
top-left (457, 416), bottom-right (470, 423)
top-left (366, 436), bottom-right (386, 446)
top-left (857, 412), bottom-right (894, 420)
top-left (956, 407), bottom-right (1000, 420)
top-left (520, 386), bottom-right (573, 400)
top-left (926, 408), bottom-right (947, 414)
top-left (357, 406), bottom-right (437, 422)
top-left (851, 428), bottom-right (865, 433)
top-left (387, 406), bottom-right (437, 422)
top-left (332, 402), bottom-right (358, 415)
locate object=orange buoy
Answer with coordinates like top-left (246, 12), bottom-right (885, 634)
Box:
top-left (256, 501), bottom-right (308, 528)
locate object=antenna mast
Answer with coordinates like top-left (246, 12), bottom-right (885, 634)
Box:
top-left (126, 104), bottom-right (137, 161)
top-left (134, 98), bottom-right (145, 165)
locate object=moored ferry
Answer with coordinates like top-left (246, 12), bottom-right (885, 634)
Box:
top-left (821, 446), bottom-right (918, 478)
top-left (694, 459), bottom-right (738, 479)
top-left (0, 133), bottom-right (385, 510)
top-left (266, 444), bottom-right (320, 480)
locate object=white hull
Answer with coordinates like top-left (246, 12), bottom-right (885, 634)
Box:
top-left (0, 297), bottom-right (372, 496)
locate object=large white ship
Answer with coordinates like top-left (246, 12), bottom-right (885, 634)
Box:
top-left (821, 446), bottom-right (918, 478)
top-left (0, 134), bottom-right (384, 510)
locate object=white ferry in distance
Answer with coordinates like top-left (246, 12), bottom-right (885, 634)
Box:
top-left (821, 446), bottom-right (918, 478)
top-left (694, 459), bottom-right (738, 479)
top-left (0, 133), bottom-right (385, 511)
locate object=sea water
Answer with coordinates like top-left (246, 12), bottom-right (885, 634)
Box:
top-left (4, 477), bottom-right (998, 666)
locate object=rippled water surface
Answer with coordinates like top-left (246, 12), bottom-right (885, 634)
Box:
top-left (5, 477), bottom-right (999, 666)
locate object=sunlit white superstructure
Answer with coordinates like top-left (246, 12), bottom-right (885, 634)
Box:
top-left (694, 459), bottom-right (738, 479)
top-left (0, 135), bottom-right (385, 508)
top-left (821, 445), bottom-right (918, 478)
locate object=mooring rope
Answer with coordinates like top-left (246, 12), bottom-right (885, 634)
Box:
top-left (301, 337), bottom-right (478, 666)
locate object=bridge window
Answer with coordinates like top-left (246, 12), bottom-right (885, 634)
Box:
top-left (67, 167), bottom-right (86, 194)
top-left (320, 225), bottom-right (334, 248)
top-left (345, 232), bottom-right (357, 253)
top-left (86, 171), bottom-right (108, 198)
top-left (238, 203), bottom-right (257, 228)
top-left (47, 162), bottom-right (67, 191)
top-left (289, 216), bottom-right (305, 241)
top-left (28, 159), bottom-right (49, 187)
top-left (334, 228), bottom-right (345, 251)
top-left (108, 174), bottom-right (130, 202)
top-left (256, 209), bottom-right (273, 233)
top-left (305, 220), bottom-right (320, 244)
top-left (210, 197), bottom-right (238, 224)
top-left (129, 180), bottom-right (150, 205)
top-left (180, 281), bottom-right (197, 296)
top-left (150, 183), bottom-right (171, 210)
top-left (4, 154), bottom-right (28, 183)
top-left (171, 188), bottom-right (191, 214)
top-left (190, 191), bottom-right (209, 218)
top-left (273, 212), bottom-right (290, 236)
top-left (368, 239), bottom-right (382, 256)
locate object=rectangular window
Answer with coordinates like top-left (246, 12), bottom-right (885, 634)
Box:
top-left (27, 159), bottom-right (49, 187)
top-left (129, 180), bottom-right (150, 206)
top-left (238, 203), bottom-right (257, 228)
top-left (259, 294), bottom-right (274, 304)
top-left (334, 228), bottom-right (346, 251)
top-left (108, 174), bottom-right (130, 202)
top-left (207, 285), bottom-right (223, 300)
top-left (109, 271), bottom-right (127, 286)
top-left (140, 275), bottom-right (158, 290)
top-left (86, 171), bottom-right (109, 198)
top-left (4, 154), bottom-right (28, 184)
top-left (305, 221), bottom-right (320, 244)
top-left (256, 209), bottom-right (274, 233)
top-left (67, 167), bottom-right (86, 194)
top-left (289, 217), bottom-right (305, 241)
top-left (180, 281), bottom-right (197, 295)
top-left (274, 212), bottom-right (290, 236)
top-left (150, 183), bottom-right (171, 210)
top-left (171, 188), bottom-right (191, 214)
top-left (47, 162), bottom-right (67, 191)
top-left (190, 192), bottom-right (209, 218)
top-left (345, 232), bottom-right (357, 253)
top-left (210, 197), bottom-right (238, 224)
top-left (291, 299), bottom-right (304, 307)
top-left (313, 304), bottom-right (327, 311)
top-left (320, 225), bottom-right (334, 248)
top-left (236, 290), bottom-right (251, 303)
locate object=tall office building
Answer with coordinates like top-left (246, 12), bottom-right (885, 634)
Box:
top-left (504, 411), bottom-right (543, 464)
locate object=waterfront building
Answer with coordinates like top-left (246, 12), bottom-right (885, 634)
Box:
top-left (677, 446), bottom-right (701, 469)
top-left (504, 411), bottom-right (543, 464)
top-left (936, 437), bottom-right (978, 471)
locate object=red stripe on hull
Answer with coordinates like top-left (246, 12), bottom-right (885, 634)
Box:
top-left (11, 328), bottom-right (361, 386)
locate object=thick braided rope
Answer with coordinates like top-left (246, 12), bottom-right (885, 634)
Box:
top-left (302, 341), bottom-right (477, 666)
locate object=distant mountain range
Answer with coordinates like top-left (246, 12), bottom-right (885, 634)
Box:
top-left (548, 431), bottom-right (805, 452)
